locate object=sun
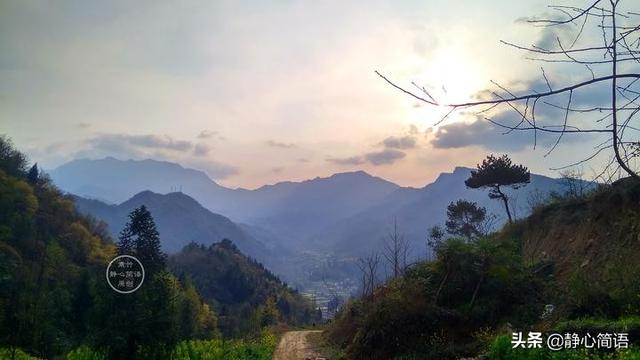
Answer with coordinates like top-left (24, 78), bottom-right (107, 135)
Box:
top-left (428, 48), bottom-right (483, 104)
top-left (407, 46), bottom-right (486, 127)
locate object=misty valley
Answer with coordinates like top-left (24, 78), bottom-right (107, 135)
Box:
top-left (53, 157), bottom-right (577, 315)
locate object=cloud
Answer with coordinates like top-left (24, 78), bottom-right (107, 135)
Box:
top-left (326, 155), bottom-right (365, 166)
top-left (515, 13), bottom-right (573, 50)
top-left (382, 135), bottom-right (417, 149)
top-left (328, 133), bottom-right (413, 167)
top-left (76, 122), bottom-right (90, 129)
top-left (431, 108), bottom-right (595, 152)
top-left (437, 68), bottom-right (613, 152)
top-left (92, 134), bottom-right (194, 152)
top-left (328, 149), bottom-right (406, 167)
top-left (365, 149), bottom-right (406, 165)
top-left (197, 130), bottom-right (218, 139)
top-left (431, 118), bottom-right (533, 151)
top-left (265, 140), bottom-right (296, 149)
top-left (193, 143), bottom-right (210, 157)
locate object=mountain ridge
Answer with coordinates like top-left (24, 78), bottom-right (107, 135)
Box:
top-left (72, 190), bottom-right (282, 264)
top-left (52, 157), bottom-right (403, 246)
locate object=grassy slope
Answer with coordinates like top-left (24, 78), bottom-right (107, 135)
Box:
top-left (327, 178), bottom-right (640, 359)
top-left (504, 177), bottom-right (640, 286)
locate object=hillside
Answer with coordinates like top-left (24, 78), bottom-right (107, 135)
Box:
top-left (169, 241), bottom-right (321, 337)
top-left (73, 191), bottom-right (283, 265)
top-left (0, 136), bottom-right (319, 358)
top-left (502, 177), bottom-right (640, 300)
top-left (325, 177), bottom-right (640, 359)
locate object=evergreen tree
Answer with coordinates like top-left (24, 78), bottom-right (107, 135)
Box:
top-left (117, 205), bottom-right (166, 275)
top-left (27, 163), bottom-right (38, 184)
top-left (465, 154), bottom-right (530, 223)
top-left (0, 135), bottom-right (28, 178)
top-left (445, 200), bottom-right (487, 241)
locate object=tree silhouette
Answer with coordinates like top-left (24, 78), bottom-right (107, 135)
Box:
top-left (357, 252), bottom-right (380, 297)
top-left (377, 0), bottom-right (640, 181)
top-left (426, 225), bottom-right (445, 260)
top-left (118, 205), bottom-right (166, 275)
top-left (445, 200), bottom-right (487, 241)
top-left (382, 218), bottom-right (410, 278)
top-left (27, 163), bottom-right (38, 184)
top-left (465, 154), bottom-right (530, 223)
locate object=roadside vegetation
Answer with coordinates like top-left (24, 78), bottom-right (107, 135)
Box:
top-left (0, 135), bottom-right (314, 359)
top-left (326, 154), bottom-right (640, 359)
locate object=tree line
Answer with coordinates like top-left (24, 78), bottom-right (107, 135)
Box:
top-left (0, 135), bottom-right (318, 359)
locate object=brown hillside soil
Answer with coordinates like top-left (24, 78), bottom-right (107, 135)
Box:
top-left (501, 178), bottom-right (640, 287)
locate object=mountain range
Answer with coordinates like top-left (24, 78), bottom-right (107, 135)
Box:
top-left (312, 166), bottom-right (572, 258)
top-left (54, 157), bottom-right (583, 287)
top-left (72, 190), bottom-right (292, 273)
top-left (52, 158), bottom-right (400, 249)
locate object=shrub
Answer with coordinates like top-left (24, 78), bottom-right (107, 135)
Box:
top-left (171, 331), bottom-right (276, 360)
top-left (66, 346), bottom-right (105, 360)
top-left (0, 348), bottom-right (39, 360)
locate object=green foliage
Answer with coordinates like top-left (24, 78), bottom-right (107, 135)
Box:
top-left (465, 154), bottom-right (531, 191)
top-left (328, 235), bottom-right (548, 359)
top-left (171, 331), bottom-right (277, 360)
top-left (0, 138), bottom-right (117, 357)
top-left (0, 137), bottom-right (224, 358)
top-left (90, 259), bottom-right (217, 359)
top-left (169, 242), bottom-right (318, 337)
top-left (118, 205), bottom-right (166, 275)
top-left (445, 200), bottom-right (487, 241)
top-left (465, 154), bottom-right (530, 222)
top-left (0, 347), bottom-right (40, 360)
top-left (0, 135), bottom-right (28, 178)
top-left (66, 345), bottom-right (105, 360)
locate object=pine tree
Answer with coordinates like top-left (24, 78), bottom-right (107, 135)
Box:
top-left (27, 163), bottom-right (38, 184)
top-left (117, 205), bottom-right (166, 275)
top-left (465, 154), bottom-right (530, 223)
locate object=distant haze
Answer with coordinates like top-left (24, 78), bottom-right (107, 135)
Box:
top-left (56, 157), bottom-right (581, 260)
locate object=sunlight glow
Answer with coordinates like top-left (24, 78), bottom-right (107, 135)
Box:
top-left (408, 46), bottom-right (486, 128)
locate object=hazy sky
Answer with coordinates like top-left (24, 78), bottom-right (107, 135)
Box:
top-left (1, 0), bottom-right (621, 188)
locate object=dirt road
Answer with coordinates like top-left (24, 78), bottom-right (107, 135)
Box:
top-left (273, 330), bottom-right (325, 360)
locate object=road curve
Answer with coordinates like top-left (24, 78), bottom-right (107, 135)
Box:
top-left (273, 330), bottom-right (325, 360)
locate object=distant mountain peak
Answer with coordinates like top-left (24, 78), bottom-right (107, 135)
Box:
top-left (452, 166), bottom-right (473, 173)
top-left (321, 170), bottom-right (399, 186)
top-left (125, 189), bottom-right (202, 206)
top-left (329, 170), bottom-right (375, 179)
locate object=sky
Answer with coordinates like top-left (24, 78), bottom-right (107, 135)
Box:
top-left (1, 0), bottom-right (628, 189)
